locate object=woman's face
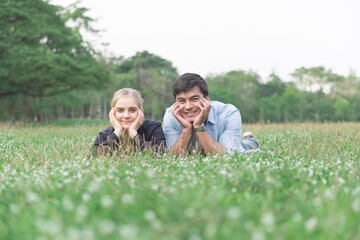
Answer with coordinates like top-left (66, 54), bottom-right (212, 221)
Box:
top-left (114, 96), bottom-right (141, 129)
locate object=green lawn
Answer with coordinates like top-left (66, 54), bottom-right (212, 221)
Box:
top-left (0, 123), bottom-right (359, 240)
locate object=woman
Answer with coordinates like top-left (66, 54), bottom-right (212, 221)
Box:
top-left (94, 88), bottom-right (167, 154)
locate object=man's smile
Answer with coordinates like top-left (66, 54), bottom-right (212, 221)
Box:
top-left (183, 111), bottom-right (198, 117)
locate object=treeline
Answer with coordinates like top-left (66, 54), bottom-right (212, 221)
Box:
top-left (207, 69), bottom-right (360, 122)
top-left (2, 51), bottom-right (360, 123)
top-left (1, 0), bottom-right (359, 123)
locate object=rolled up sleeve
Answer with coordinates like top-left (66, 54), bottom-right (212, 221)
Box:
top-left (163, 109), bottom-right (181, 149)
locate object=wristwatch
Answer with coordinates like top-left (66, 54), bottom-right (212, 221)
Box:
top-left (193, 123), bottom-right (206, 132)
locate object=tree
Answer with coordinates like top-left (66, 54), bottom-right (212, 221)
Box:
top-left (333, 97), bottom-right (356, 121)
top-left (114, 51), bottom-right (178, 121)
top-left (207, 70), bottom-right (261, 122)
top-left (330, 74), bottom-right (360, 121)
top-left (291, 66), bottom-right (337, 92)
top-left (258, 94), bottom-right (282, 123)
top-left (0, 0), bottom-right (108, 97)
top-left (280, 84), bottom-right (308, 122)
top-left (258, 73), bottom-right (286, 97)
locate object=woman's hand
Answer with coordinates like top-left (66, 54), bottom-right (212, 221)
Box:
top-left (109, 107), bottom-right (124, 137)
top-left (129, 109), bottom-right (144, 139)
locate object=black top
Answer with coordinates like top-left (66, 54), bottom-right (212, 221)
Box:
top-left (94, 120), bottom-right (167, 153)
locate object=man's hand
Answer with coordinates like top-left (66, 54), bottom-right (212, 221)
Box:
top-left (171, 102), bottom-right (192, 129)
top-left (193, 98), bottom-right (211, 128)
top-left (129, 109), bottom-right (144, 139)
top-left (109, 107), bottom-right (124, 137)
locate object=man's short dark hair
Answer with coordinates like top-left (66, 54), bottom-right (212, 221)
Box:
top-left (172, 73), bottom-right (209, 98)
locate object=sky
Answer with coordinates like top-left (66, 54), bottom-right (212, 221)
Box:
top-left (52, 0), bottom-right (360, 82)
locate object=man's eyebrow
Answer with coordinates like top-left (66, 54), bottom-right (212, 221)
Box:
top-left (176, 94), bottom-right (201, 101)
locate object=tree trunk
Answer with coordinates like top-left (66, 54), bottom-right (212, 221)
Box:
top-left (103, 97), bottom-right (107, 120)
top-left (22, 94), bottom-right (27, 123)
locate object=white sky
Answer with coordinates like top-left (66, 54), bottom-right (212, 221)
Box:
top-left (52, 0), bottom-right (360, 82)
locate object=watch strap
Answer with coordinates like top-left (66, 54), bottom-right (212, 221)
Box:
top-left (193, 123), bottom-right (205, 132)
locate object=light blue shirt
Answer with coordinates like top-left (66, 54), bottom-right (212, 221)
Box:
top-left (163, 101), bottom-right (245, 154)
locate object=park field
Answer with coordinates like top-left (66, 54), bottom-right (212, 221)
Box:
top-left (0, 122), bottom-right (359, 240)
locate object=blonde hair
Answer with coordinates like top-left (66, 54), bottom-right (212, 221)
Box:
top-left (111, 88), bottom-right (144, 108)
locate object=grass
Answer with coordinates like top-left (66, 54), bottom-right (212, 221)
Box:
top-left (28, 118), bottom-right (109, 127)
top-left (0, 122), bottom-right (359, 240)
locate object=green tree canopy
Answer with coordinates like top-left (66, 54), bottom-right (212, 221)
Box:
top-left (291, 66), bottom-right (344, 92)
top-left (207, 70), bottom-right (261, 122)
top-left (113, 51), bottom-right (178, 121)
top-left (0, 0), bottom-right (108, 97)
top-left (258, 73), bottom-right (286, 97)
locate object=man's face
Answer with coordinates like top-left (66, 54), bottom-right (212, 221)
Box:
top-left (175, 86), bottom-right (209, 123)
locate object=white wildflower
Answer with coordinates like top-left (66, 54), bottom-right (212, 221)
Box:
top-left (76, 205), bottom-right (88, 221)
top-left (184, 208), bottom-right (195, 218)
top-left (26, 191), bottom-right (39, 203)
top-left (351, 198), bottom-right (360, 212)
top-left (227, 207), bottom-right (241, 219)
top-left (151, 219), bottom-right (162, 229)
top-left (339, 177), bottom-right (345, 185)
top-left (36, 218), bottom-right (62, 235)
top-left (189, 235), bottom-right (202, 240)
top-left (122, 194), bottom-right (133, 204)
top-left (252, 229), bottom-right (265, 240)
top-left (99, 220), bottom-right (115, 235)
top-left (204, 222), bottom-right (217, 237)
top-left (324, 188), bottom-right (334, 199)
top-left (293, 212), bottom-right (302, 222)
top-left (151, 184), bottom-right (159, 191)
top-left (10, 204), bottom-right (19, 214)
top-left (261, 212), bottom-right (274, 229)
top-left (66, 227), bottom-right (82, 240)
top-left (144, 210), bottom-right (156, 221)
top-left (82, 193), bottom-right (91, 202)
top-left (352, 186), bottom-right (360, 196)
top-left (62, 197), bottom-right (74, 211)
top-left (313, 196), bottom-right (322, 207)
top-left (119, 225), bottom-right (137, 239)
top-left (101, 195), bottom-right (113, 208)
top-left (146, 169), bottom-right (155, 178)
top-left (305, 217), bottom-right (317, 231)
top-left (87, 181), bottom-right (100, 193)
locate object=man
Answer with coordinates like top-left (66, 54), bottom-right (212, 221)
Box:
top-left (163, 73), bottom-right (260, 155)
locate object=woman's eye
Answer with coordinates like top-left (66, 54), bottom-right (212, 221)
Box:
top-left (117, 109), bottom-right (124, 113)
top-left (130, 109), bottom-right (136, 113)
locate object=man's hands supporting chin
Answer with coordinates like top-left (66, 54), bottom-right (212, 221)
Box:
top-left (171, 97), bottom-right (211, 129)
top-left (192, 98), bottom-right (211, 128)
top-left (171, 101), bottom-right (193, 130)
top-left (170, 98), bottom-right (225, 155)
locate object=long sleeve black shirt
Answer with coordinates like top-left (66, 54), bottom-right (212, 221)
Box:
top-left (94, 120), bottom-right (167, 154)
